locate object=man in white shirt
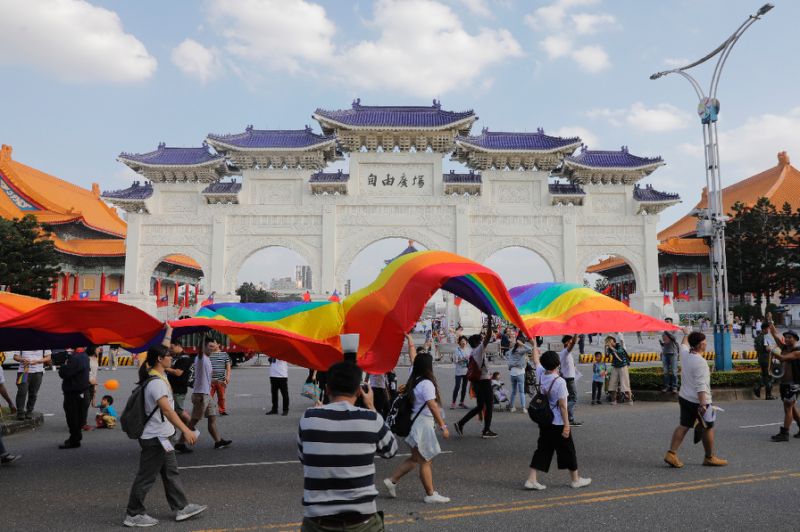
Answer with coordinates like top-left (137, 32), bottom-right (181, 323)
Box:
top-left (13, 350), bottom-right (51, 420)
top-left (266, 357), bottom-right (289, 415)
top-left (558, 336), bottom-right (580, 426)
top-left (664, 328), bottom-right (727, 468)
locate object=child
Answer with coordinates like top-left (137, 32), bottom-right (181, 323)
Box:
top-left (95, 394), bottom-right (118, 429)
top-left (591, 352), bottom-right (607, 405)
top-left (491, 371), bottom-right (509, 407)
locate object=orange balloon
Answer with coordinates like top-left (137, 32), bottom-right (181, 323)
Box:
top-left (104, 379), bottom-right (119, 391)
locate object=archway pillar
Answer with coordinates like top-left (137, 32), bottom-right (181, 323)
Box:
top-left (322, 205), bottom-right (336, 293)
top-left (209, 215), bottom-right (228, 296)
top-left (562, 215), bottom-right (578, 282)
top-left (122, 213), bottom-right (144, 295)
top-left (455, 205), bottom-right (469, 257)
top-left (634, 216), bottom-right (665, 317)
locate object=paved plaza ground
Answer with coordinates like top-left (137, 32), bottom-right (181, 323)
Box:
top-left (1, 349), bottom-right (797, 532)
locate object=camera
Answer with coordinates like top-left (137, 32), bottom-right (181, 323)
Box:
top-left (50, 350), bottom-right (70, 366)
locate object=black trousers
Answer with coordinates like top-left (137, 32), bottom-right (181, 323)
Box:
top-left (530, 424), bottom-right (578, 472)
top-left (270, 377), bottom-right (289, 413)
top-left (127, 437), bottom-right (188, 516)
top-left (591, 381), bottom-right (603, 402)
top-left (373, 387), bottom-right (390, 418)
top-left (63, 390), bottom-right (89, 444)
top-left (458, 379), bottom-right (492, 432)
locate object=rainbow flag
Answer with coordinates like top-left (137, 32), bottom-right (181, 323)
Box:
top-left (0, 293), bottom-right (164, 351)
top-left (172, 251), bottom-right (526, 372)
top-left (510, 283), bottom-right (678, 336)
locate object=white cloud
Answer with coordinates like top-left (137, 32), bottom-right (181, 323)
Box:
top-left (552, 126), bottom-right (599, 150)
top-left (571, 45), bottom-right (610, 73)
top-left (524, 0), bottom-right (600, 31)
top-left (193, 0), bottom-right (520, 96)
top-left (588, 102), bottom-right (691, 132)
top-left (457, 0), bottom-right (492, 17)
top-left (171, 39), bottom-right (221, 84)
top-left (332, 0), bottom-right (522, 96)
top-left (663, 57), bottom-right (689, 68)
top-left (716, 107), bottom-right (800, 178)
top-left (540, 35), bottom-right (573, 59)
top-left (571, 13), bottom-right (616, 35)
top-left (0, 0), bottom-right (156, 83)
top-left (208, 0), bottom-right (336, 72)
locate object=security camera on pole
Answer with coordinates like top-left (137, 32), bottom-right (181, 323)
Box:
top-left (650, 3), bottom-right (774, 371)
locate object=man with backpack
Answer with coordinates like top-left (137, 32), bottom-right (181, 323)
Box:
top-left (454, 315), bottom-right (498, 439)
top-left (767, 325), bottom-right (800, 442)
top-left (660, 318), bottom-right (679, 393)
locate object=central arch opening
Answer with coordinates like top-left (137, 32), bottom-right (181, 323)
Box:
top-left (344, 238), bottom-right (429, 295)
top-left (237, 246), bottom-right (311, 302)
top-left (483, 246), bottom-right (556, 289)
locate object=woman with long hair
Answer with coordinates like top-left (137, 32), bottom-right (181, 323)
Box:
top-left (124, 325), bottom-right (207, 527)
top-left (605, 335), bottom-right (632, 405)
top-left (451, 335), bottom-right (470, 409)
top-left (383, 352), bottom-right (451, 503)
top-left (506, 331), bottom-right (531, 412)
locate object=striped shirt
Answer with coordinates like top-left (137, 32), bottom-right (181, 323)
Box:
top-left (297, 401), bottom-right (398, 518)
top-left (209, 351), bottom-right (229, 381)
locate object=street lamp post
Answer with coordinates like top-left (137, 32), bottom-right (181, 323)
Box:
top-left (651, 3), bottom-right (773, 371)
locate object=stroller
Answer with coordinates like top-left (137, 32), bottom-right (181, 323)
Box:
top-left (491, 373), bottom-right (510, 407)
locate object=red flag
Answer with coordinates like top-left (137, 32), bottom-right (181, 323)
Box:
top-left (600, 285), bottom-right (612, 295)
top-left (302, 291), bottom-right (311, 302)
top-left (453, 296), bottom-right (463, 307)
top-left (328, 290), bottom-right (340, 302)
top-left (200, 292), bottom-right (215, 308)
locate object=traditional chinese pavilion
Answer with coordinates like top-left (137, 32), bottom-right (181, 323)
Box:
top-left (0, 144), bottom-right (203, 303)
top-left (588, 151), bottom-right (800, 315)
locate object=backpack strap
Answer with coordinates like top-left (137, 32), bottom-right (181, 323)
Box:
top-left (143, 375), bottom-right (165, 423)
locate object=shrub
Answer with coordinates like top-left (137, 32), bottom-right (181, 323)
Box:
top-left (629, 364), bottom-right (760, 390)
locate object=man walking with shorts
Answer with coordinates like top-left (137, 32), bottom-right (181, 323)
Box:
top-left (664, 328), bottom-right (727, 468)
top-left (767, 324), bottom-right (800, 441)
top-left (175, 338), bottom-right (231, 453)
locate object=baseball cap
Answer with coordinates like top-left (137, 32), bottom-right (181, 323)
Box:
top-left (783, 330), bottom-right (799, 341)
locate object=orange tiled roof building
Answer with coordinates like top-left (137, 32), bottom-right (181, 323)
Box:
top-left (0, 145), bottom-right (202, 309)
top-left (588, 151), bottom-right (800, 315)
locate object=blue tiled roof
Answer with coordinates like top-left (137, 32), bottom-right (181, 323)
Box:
top-left (119, 143), bottom-right (223, 166)
top-left (102, 181), bottom-right (153, 200)
top-left (385, 241), bottom-right (420, 264)
top-left (565, 146), bottom-right (664, 168)
top-left (314, 99), bottom-right (476, 129)
top-left (202, 181), bottom-right (242, 194)
top-left (782, 294), bottom-right (800, 305)
top-left (633, 184), bottom-right (679, 202)
top-left (549, 182), bottom-right (585, 195)
top-left (443, 170), bottom-right (482, 184)
top-left (207, 126), bottom-right (335, 149)
top-left (456, 128), bottom-right (582, 152)
top-left (310, 170), bottom-right (349, 183)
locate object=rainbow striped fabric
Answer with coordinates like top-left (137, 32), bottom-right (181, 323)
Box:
top-left (511, 282), bottom-right (677, 336)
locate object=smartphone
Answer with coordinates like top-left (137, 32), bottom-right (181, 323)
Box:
top-left (361, 383), bottom-right (370, 393)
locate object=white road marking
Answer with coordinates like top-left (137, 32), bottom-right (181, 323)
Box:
top-left (739, 422), bottom-right (783, 428)
top-left (43, 413), bottom-right (55, 417)
top-left (179, 451), bottom-right (454, 470)
top-left (235, 394), bottom-right (255, 397)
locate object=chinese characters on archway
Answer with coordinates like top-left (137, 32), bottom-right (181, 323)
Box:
top-left (367, 173), bottom-right (425, 188)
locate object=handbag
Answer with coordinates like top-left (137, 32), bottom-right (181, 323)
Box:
top-left (301, 381), bottom-right (321, 401)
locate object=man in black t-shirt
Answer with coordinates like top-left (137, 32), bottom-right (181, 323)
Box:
top-left (166, 339), bottom-right (193, 423)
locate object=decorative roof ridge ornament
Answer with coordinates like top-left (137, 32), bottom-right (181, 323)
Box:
top-left (0, 144), bottom-right (11, 161)
top-left (157, 142), bottom-right (166, 150)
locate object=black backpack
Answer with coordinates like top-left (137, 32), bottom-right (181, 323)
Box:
top-left (386, 387), bottom-right (426, 437)
top-left (527, 376), bottom-right (560, 426)
top-left (120, 376), bottom-right (162, 439)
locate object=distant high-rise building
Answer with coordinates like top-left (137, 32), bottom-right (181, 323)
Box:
top-left (270, 276), bottom-right (297, 291)
top-left (295, 265), bottom-right (312, 290)
top-left (344, 279), bottom-right (351, 296)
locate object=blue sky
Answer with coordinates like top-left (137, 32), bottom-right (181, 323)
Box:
top-left (0, 0), bottom-right (797, 289)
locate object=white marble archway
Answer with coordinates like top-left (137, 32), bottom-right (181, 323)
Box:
top-left (224, 236), bottom-right (321, 294)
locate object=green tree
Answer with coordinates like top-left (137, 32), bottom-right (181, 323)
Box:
top-left (236, 282), bottom-right (301, 303)
top-left (0, 215), bottom-right (61, 298)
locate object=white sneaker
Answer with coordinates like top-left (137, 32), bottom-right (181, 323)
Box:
top-left (570, 477), bottom-right (592, 489)
top-left (524, 480), bottom-right (546, 490)
top-left (509, 407), bottom-right (517, 413)
top-left (123, 514), bottom-right (158, 527)
top-left (383, 478), bottom-right (397, 498)
top-left (176, 503), bottom-right (207, 522)
top-left (424, 491), bottom-right (451, 504)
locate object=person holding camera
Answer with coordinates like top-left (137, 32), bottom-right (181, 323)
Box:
top-left (664, 328), bottom-right (727, 468)
top-left (767, 324), bottom-right (800, 442)
top-left (56, 348), bottom-right (91, 449)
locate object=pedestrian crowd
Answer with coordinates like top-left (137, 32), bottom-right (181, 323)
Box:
top-left (3, 313), bottom-right (799, 532)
